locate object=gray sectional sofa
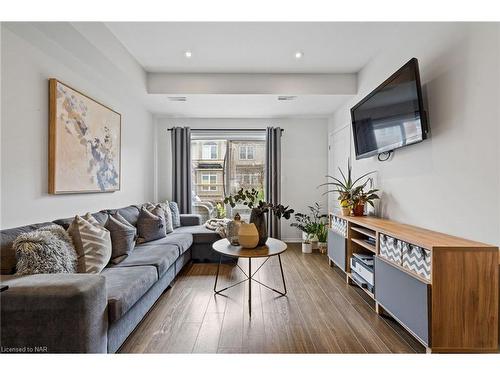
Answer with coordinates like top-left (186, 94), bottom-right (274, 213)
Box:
top-left (0, 204), bottom-right (220, 353)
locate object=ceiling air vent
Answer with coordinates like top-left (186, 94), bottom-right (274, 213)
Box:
top-left (277, 96), bottom-right (297, 101)
top-left (168, 96), bottom-right (187, 102)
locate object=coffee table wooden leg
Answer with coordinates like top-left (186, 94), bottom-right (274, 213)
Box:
top-left (248, 258), bottom-right (252, 317)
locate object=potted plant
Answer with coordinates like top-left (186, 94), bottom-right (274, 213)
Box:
top-left (290, 203), bottom-right (328, 253)
top-left (224, 188), bottom-right (294, 247)
top-left (321, 163), bottom-right (377, 216)
top-left (351, 186), bottom-right (380, 217)
top-left (316, 223), bottom-right (328, 254)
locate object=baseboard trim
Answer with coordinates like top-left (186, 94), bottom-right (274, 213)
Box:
top-left (282, 238), bottom-right (302, 243)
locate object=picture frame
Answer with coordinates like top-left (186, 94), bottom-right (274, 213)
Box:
top-left (48, 79), bottom-right (121, 194)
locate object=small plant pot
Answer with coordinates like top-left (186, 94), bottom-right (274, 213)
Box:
top-left (302, 242), bottom-right (313, 254)
top-left (352, 203), bottom-right (365, 216)
top-left (318, 242), bottom-right (327, 254)
top-left (341, 207), bottom-right (351, 216)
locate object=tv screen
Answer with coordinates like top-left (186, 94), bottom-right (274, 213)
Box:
top-left (351, 58), bottom-right (428, 159)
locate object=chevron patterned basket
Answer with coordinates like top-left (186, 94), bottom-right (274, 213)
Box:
top-left (331, 217), bottom-right (347, 237)
top-left (379, 234), bottom-right (402, 264)
top-left (402, 243), bottom-right (431, 281)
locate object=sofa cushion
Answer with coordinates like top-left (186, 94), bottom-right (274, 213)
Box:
top-left (101, 266), bottom-right (158, 323)
top-left (0, 222), bottom-right (54, 275)
top-left (169, 202), bottom-right (181, 228)
top-left (136, 207), bottom-right (166, 242)
top-left (105, 213), bottom-right (137, 264)
top-left (112, 244), bottom-right (179, 278)
top-left (158, 201), bottom-right (174, 234)
top-left (139, 233), bottom-right (193, 256)
top-left (67, 216), bottom-right (112, 274)
top-left (14, 225), bottom-right (77, 275)
top-left (53, 211), bottom-right (108, 230)
top-left (110, 205), bottom-right (141, 227)
top-left (173, 225), bottom-right (220, 244)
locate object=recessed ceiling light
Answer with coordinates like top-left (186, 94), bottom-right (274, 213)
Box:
top-left (294, 51), bottom-right (303, 59)
top-left (168, 96), bottom-right (187, 102)
top-left (184, 50), bottom-right (192, 58)
top-left (278, 96), bottom-right (297, 101)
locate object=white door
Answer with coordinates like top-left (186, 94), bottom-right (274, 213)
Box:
top-left (327, 125), bottom-right (351, 213)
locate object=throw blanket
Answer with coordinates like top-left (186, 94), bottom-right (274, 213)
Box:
top-left (204, 218), bottom-right (231, 238)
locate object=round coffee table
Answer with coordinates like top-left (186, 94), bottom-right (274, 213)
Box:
top-left (212, 238), bottom-right (287, 316)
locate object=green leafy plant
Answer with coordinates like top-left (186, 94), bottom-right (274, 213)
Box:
top-left (215, 202), bottom-right (226, 219)
top-left (223, 188), bottom-right (294, 219)
top-left (290, 203), bottom-right (328, 243)
top-left (316, 223), bottom-right (328, 243)
top-left (320, 163), bottom-right (378, 211)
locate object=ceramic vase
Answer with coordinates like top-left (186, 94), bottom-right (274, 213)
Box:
top-left (227, 217), bottom-right (241, 245)
top-left (238, 223), bottom-right (259, 248)
top-left (250, 208), bottom-right (268, 246)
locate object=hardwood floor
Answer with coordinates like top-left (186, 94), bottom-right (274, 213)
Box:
top-left (119, 243), bottom-right (425, 353)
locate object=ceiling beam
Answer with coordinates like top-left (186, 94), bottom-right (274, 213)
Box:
top-left (147, 73), bottom-right (357, 95)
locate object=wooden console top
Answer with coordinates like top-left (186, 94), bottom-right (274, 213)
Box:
top-left (332, 213), bottom-right (497, 251)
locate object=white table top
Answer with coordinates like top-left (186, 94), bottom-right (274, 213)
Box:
top-left (212, 238), bottom-right (287, 258)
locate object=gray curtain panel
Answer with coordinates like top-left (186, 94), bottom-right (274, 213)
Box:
top-left (265, 127), bottom-right (282, 239)
top-left (171, 127), bottom-right (192, 214)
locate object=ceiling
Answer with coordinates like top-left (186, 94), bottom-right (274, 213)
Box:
top-left (105, 22), bottom-right (401, 73)
top-left (103, 22), bottom-right (408, 117)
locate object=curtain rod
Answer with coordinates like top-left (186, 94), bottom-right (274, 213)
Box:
top-left (167, 127), bottom-right (284, 133)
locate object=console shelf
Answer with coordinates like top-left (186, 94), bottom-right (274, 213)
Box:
top-left (351, 238), bottom-right (376, 253)
top-left (327, 213), bottom-right (499, 354)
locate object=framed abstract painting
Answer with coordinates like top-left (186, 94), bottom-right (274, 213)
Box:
top-left (49, 79), bottom-right (121, 194)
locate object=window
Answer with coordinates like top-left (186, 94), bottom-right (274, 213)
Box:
top-left (201, 173), bottom-right (217, 191)
top-left (239, 145), bottom-right (255, 160)
top-left (202, 143), bottom-right (218, 160)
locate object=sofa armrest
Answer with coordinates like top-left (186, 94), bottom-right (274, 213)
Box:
top-left (0, 274), bottom-right (108, 353)
top-left (180, 214), bottom-right (202, 226)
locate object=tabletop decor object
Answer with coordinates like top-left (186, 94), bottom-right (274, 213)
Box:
top-left (237, 223), bottom-right (259, 248)
top-left (320, 162), bottom-right (379, 216)
top-left (226, 213), bottom-right (242, 245)
top-left (224, 188), bottom-right (294, 246)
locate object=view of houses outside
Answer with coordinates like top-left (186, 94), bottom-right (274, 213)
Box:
top-left (191, 139), bottom-right (265, 219)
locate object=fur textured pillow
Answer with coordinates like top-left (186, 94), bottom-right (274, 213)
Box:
top-left (14, 225), bottom-right (77, 275)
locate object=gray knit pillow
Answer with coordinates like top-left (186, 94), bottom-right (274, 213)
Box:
top-left (14, 225), bottom-right (77, 275)
top-left (169, 201), bottom-right (181, 228)
top-left (105, 213), bottom-right (137, 264)
top-left (137, 207), bottom-right (166, 242)
top-left (159, 201), bottom-right (174, 233)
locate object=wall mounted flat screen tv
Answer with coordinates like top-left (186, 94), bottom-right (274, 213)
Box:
top-left (351, 58), bottom-right (428, 159)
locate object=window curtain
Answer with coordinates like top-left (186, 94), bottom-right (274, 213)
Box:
top-left (171, 126), bottom-right (192, 214)
top-left (265, 127), bottom-right (282, 239)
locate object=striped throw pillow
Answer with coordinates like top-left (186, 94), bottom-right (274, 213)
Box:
top-left (68, 215), bottom-right (112, 273)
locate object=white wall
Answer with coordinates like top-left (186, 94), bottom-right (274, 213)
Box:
top-left (156, 117), bottom-right (329, 241)
top-left (1, 23), bottom-right (155, 228)
top-left (328, 23), bottom-right (500, 245)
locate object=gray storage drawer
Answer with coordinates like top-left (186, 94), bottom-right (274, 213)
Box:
top-left (328, 229), bottom-right (347, 271)
top-left (375, 256), bottom-right (430, 346)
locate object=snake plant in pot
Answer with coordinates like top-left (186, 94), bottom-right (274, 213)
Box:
top-left (224, 188), bottom-right (294, 247)
top-left (321, 163), bottom-right (378, 216)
